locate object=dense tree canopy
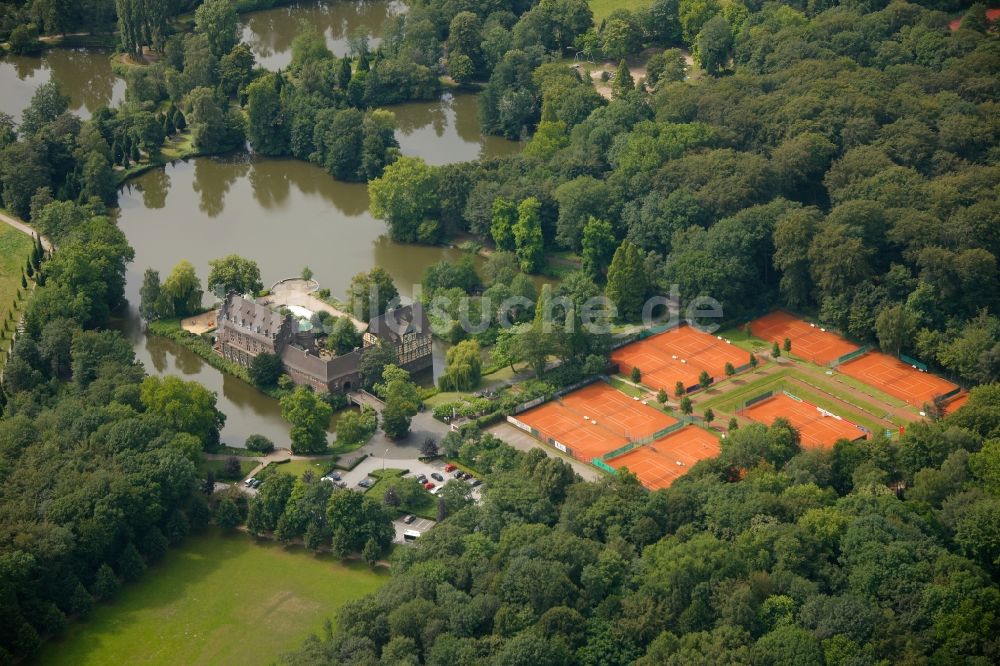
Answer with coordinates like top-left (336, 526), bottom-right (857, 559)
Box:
top-left (282, 387), bottom-right (1000, 664)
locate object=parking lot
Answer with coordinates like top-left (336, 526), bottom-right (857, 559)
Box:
top-left (338, 456), bottom-right (458, 491)
top-left (392, 516), bottom-right (436, 544)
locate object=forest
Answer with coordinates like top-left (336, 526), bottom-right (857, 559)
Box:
top-left (279, 387), bottom-right (1000, 665)
top-left (366, 0), bottom-right (1000, 388)
top-left (0, 201), bottom-right (225, 662)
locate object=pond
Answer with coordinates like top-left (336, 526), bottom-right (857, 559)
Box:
top-left (240, 0), bottom-right (407, 69)
top-left (0, 48), bottom-right (125, 120)
top-left (3, 3), bottom-right (521, 448)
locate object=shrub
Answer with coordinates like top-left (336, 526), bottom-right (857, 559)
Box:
top-left (245, 434), bottom-right (275, 454)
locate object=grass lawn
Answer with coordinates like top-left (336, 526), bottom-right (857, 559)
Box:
top-left (0, 223), bottom-right (34, 353)
top-left (258, 457), bottom-right (336, 480)
top-left (37, 529), bottom-right (387, 666)
top-left (715, 325), bottom-right (768, 353)
top-left (703, 368), bottom-right (906, 431)
top-left (589, 0), bottom-right (653, 23)
top-left (609, 376), bottom-right (647, 398)
top-left (425, 390), bottom-right (471, 407)
top-left (210, 445), bottom-right (261, 457)
top-left (368, 469), bottom-right (437, 520)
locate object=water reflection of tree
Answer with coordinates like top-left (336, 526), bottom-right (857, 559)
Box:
top-left (452, 94), bottom-right (483, 143)
top-left (174, 344), bottom-right (206, 375)
top-left (193, 157), bottom-right (249, 217)
top-left (9, 55), bottom-right (44, 79)
top-left (241, 0), bottom-right (396, 67)
top-left (393, 96), bottom-right (446, 135)
top-left (249, 159), bottom-right (291, 209)
top-left (277, 159), bottom-right (371, 216)
top-left (46, 49), bottom-right (119, 113)
top-left (221, 372), bottom-right (287, 422)
top-left (139, 168), bottom-right (171, 209)
top-left (144, 336), bottom-right (170, 373)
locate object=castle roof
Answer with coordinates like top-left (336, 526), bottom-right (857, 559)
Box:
top-left (367, 303), bottom-right (429, 344)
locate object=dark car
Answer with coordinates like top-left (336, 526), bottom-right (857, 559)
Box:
top-left (251, 478), bottom-right (263, 488)
top-left (415, 474), bottom-right (427, 484)
top-left (402, 514), bottom-right (416, 524)
top-left (431, 472), bottom-right (444, 482)
top-left (358, 478), bottom-right (374, 488)
top-left (452, 470), bottom-right (463, 479)
top-left (467, 477), bottom-right (481, 487)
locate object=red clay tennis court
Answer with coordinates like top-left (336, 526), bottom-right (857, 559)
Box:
top-left (517, 382), bottom-right (677, 461)
top-left (608, 426), bottom-right (721, 490)
top-left (742, 393), bottom-right (866, 449)
top-left (612, 325), bottom-right (753, 393)
top-left (749, 311), bottom-right (858, 365)
top-left (838, 351), bottom-right (959, 408)
top-left (945, 393), bottom-right (969, 415)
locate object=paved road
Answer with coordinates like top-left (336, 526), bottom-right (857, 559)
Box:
top-left (0, 210), bottom-right (53, 252)
top-left (487, 422), bottom-right (604, 481)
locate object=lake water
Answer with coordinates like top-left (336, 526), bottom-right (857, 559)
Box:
top-left (0, 48), bottom-right (125, 121)
top-left (240, 0), bottom-right (407, 69)
top-left (3, 3), bottom-right (520, 447)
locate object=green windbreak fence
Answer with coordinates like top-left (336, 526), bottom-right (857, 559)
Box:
top-left (600, 440), bottom-right (644, 462)
top-left (938, 386), bottom-right (962, 401)
top-left (900, 354), bottom-right (928, 372)
top-left (629, 420), bottom-right (688, 449)
top-left (742, 390), bottom-right (774, 409)
top-left (829, 345), bottom-right (870, 367)
top-left (592, 458), bottom-right (618, 474)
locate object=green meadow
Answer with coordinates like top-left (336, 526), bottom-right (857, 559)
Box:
top-left (38, 530), bottom-right (387, 666)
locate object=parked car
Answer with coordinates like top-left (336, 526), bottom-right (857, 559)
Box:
top-left (251, 479), bottom-right (263, 488)
top-left (327, 472), bottom-right (341, 481)
top-left (244, 477), bottom-right (256, 487)
top-left (431, 472), bottom-right (444, 482)
top-left (452, 470), bottom-right (463, 479)
top-left (467, 477), bottom-right (481, 487)
top-left (402, 514), bottom-right (416, 524)
top-left (358, 478), bottom-right (374, 488)
top-left (423, 481), bottom-right (435, 490)
top-left (444, 464), bottom-right (456, 472)
top-left (415, 474), bottom-right (427, 484)
top-left (430, 486), bottom-right (443, 495)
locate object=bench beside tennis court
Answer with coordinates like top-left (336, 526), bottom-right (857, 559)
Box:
top-left (607, 426), bottom-right (721, 490)
top-left (837, 351), bottom-right (959, 409)
top-left (516, 382), bottom-right (677, 462)
top-left (749, 311), bottom-right (858, 365)
top-left (741, 393), bottom-right (866, 449)
top-left (612, 325), bottom-right (754, 393)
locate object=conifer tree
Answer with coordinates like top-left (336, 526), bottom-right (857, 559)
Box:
top-left (613, 59), bottom-right (634, 97)
top-left (605, 239), bottom-right (647, 320)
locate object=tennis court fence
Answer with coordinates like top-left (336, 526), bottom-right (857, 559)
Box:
top-left (741, 390), bottom-right (774, 410)
top-left (592, 458), bottom-right (618, 474)
top-left (829, 345), bottom-right (870, 368)
top-left (900, 353), bottom-right (928, 372)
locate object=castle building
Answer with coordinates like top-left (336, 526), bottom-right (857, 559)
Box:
top-left (215, 293), bottom-right (432, 392)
